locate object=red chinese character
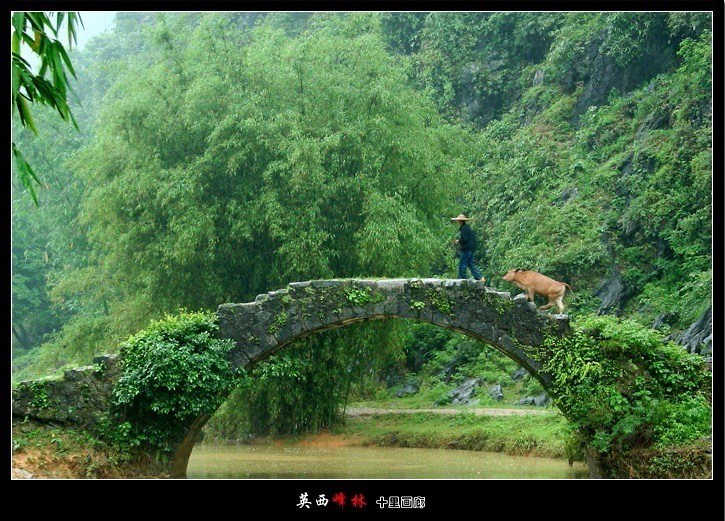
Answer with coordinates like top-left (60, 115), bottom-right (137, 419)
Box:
top-left (332, 492), bottom-right (346, 508)
top-left (351, 494), bottom-right (367, 509)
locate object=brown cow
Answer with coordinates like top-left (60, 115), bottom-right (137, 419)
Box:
top-left (502, 268), bottom-right (573, 313)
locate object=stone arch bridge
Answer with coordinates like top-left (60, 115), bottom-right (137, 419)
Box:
top-left (13, 278), bottom-right (571, 478)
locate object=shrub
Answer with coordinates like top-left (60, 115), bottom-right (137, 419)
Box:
top-left (538, 315), bottom-right (711, 460)
top-left (110, 310), bottom-right (238, 451)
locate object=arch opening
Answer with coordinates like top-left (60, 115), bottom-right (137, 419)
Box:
top-left (172, 278), bottom-right (572, 477)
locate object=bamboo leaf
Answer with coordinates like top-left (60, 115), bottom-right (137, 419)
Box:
top-left (19, 34), bottom-right (34, 52)
top-left (12, 52), bottom-right (33, 69)
top-left (32, 33), bottom-right (43, 53)
top-left (32, 12), bottom-right (54, 35)
top-left (57, 42), bottom-right (77, 78)
top-left (12, 144), bottom-right (40, 206)
top-left (67, 12), bottom-right (83, 48)
top-left (12, 12), bottom-right (26, 37)
top-left (11, 64), bottom-right (20, 101)
top-left (68, 106), bottom-right (80, 131)
top-left (11, 30), bottom-right (21, 55)
top-left (16, 95), bottom-right (39, 135)
top-left (25, 12), bottom-right (44, 32)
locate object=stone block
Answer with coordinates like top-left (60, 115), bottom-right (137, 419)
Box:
top-left (288, 281), bottom-right (312, 293)
top-left (310, 279), bottom-right (345, 289)
top-left (375, 279), bottom-right (408, 293)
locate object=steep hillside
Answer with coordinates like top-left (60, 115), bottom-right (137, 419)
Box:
top-left (403, 12), bottom-right (711, 340)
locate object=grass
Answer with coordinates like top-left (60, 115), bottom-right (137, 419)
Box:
top-left (334, 411), bottom-right (573, 459)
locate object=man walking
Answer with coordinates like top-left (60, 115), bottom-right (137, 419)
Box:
top-left (451, 214), bottom-right (485, 283)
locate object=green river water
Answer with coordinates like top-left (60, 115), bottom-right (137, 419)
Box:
top-left (188, 444), bottom-right (589, 479)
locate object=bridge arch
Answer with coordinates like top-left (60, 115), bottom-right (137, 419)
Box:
top-left (170, 278), bottom-right (571, 477)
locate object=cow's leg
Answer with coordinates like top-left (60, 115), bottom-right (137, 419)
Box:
top-left (539, 298), bottom-right (555, 310)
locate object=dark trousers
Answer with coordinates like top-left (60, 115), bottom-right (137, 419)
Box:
top-left (458, 251), bottom-right (483, 280)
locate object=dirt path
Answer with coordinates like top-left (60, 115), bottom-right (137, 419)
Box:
top-left (345, 406), bottom-right (552, 417)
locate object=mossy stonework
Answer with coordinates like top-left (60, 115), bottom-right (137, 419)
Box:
top-left (218, 278), bottom-right (568, 388)
top-left (13, 354), bottom-right (121, 425)
top-left (14, 278), bottom-right (573, 478)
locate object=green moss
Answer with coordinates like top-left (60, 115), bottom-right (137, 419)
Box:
top-left (29, 381), bottom-right (50, 410)
top-left (345, 287), bottom-right (373, 306)
top-left (483, 292), bottom-right (514, 315)
top-left (409, 300), bottom-right (426, 311)
top-left (267, 312), bottom-right (289, 334)
top-left (427, 289), bottom-right (452, 315)
top-left (370, 291), bottom-right (386, 304)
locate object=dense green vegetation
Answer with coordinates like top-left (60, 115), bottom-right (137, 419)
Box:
top-left (108, 311), bottom-right (237, 451)
top-left (383, 323), bottom-right (546, 406)
top-left (12, 12), bottom-right (711, 474)
top-left (472, 32), bottom-right (712, 324)
top-left (208, 322), bottom-right (405, 438)
top-left (537, 316), bottom-right (710, 469)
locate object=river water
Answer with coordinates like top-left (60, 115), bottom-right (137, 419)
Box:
top-left (188, 444), bottom-right (589, 479)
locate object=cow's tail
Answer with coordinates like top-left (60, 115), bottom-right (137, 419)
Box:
top-left (564, 283), bottom-right (574, 296)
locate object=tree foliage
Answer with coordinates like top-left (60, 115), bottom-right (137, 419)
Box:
top-left (24, 13), bottom-right (473, 434)
top-left (538, 315), bottom-right (710, 464)
top-left (47, 14), bottom-right (467, 353)
top-left (11, 12), bottom-right (82, 204)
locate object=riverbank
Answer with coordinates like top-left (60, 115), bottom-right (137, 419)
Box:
top-left (223, 409), bottom-right (572, 460)
top-left (13, 412), bottom-right (710, 478)
top-left (338, 410), bottom-right (571, 459)
top-left (11, 419), bottom-right (165, 479)
top-left (345, 405), bottom-right (553, 417)
top-left (12, 408), bottom-right (566, 478)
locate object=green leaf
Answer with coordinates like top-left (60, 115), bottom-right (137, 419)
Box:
top-left (11, 12), bottom-right (26, 38)
top-left (26, 12), bottom-right (50, 35)
top-left (67, 12), bottom-right (83, 48)
top-left (12, 144), bottom-right (40, 206)
top-left (15, 95), bottom-right (39, 135)
top-left (11, 63), bottom-right (20, 101)
top-left (56, 40), bottom-right (77, 78)
top-left (38, 57), bottom-right (48, 78)
top-left (11, 30), bottom-right (21, 56)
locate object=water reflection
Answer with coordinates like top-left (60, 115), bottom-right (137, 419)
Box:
top-left (188, 444), bottom-right (589, 479)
